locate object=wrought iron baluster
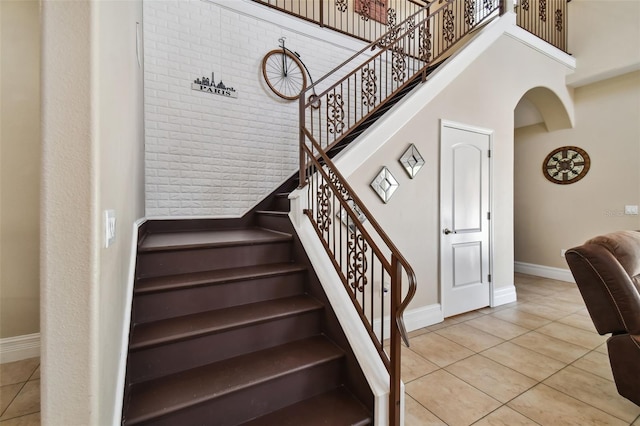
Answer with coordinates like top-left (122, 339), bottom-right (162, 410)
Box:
top-left (465, 0), bottom-right (475, 26)
top-left (380, 261), bottom-right (384, 347)
top-left (370, 247), bottom-right (375, 335)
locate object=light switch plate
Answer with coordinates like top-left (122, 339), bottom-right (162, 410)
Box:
top-left (105, 210), bottom-right (116, 248)
top-left (625, 205), bottom-right (639, 215)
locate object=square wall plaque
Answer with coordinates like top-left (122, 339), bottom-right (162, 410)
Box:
top-left (399, 144), bottom-right (425, 178)
top-left (370, 166), bottom-right (399, 203)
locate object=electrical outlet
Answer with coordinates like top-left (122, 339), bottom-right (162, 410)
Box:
top-left (625, 205), bottom-right (639, 215)
top-left (105, 210), bottom-right (116, 248)
top-left (561, 249), bottom-right (566, 258)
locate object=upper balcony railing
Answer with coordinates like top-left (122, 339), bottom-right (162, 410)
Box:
top-left (253, 0), bottom-right (429, 43)
top-left (516, 0), bottom-right (568, 52)
top-left (300, 0), bottom-right (502, 154)
top-left (254, 0), bottom-right (569, 55)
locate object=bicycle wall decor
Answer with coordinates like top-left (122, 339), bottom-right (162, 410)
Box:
top-left (261, 38), bottom-right (320, 108)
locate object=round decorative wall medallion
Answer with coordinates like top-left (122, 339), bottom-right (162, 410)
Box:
top-left (543, 146), bottom-right (591, 185)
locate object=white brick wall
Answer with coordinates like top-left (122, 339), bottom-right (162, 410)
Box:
top-left (144, 0), bottom-right (365, 217)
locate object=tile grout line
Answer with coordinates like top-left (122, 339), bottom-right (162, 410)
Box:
top-left (539, 351), bottom-right (637, 424)
top-left (0, 361), bottom-right (40, 423)
top-left (406, 393), bottom-right (450, 425)
top-left (0, 380), bottom-right (28, 421)
top-left (404, 277), bottom-right (634, 425)
top-left (405, 297), bottom-right (549, 424)
top-left (478, 282), bottom-right (618, 424)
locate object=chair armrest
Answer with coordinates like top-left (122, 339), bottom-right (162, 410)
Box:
top-left (607, 333), bottom-right (640, 406)
top-left (566, 246), bottom-right (640, 335)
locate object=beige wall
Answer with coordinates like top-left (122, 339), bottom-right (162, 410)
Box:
top-left (567, 0), bottom-right (640, 86)
top-left (41, 0), bottom-right (144, 424)
top-left (41, 1), bottom-right (94, 422)
top-left (515, 71), bottom-right (640, 269)
top-left (96, 1), bottom-right (145, 423)
top-left (0, 0), bottom-right (40, 339)
top-left (515, 0), bottom-right (640, 270)
top-left (342, 31), bottom-right (574, 311)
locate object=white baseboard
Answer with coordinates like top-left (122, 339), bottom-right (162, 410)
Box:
top-left (493, 285), bottom-right (517, 306)
top-left (113, 217), bottom-right (146, 426)
top-left (514, 261), bottom-right (575, 283)
top-left (374, 304), bottom-right (443, 338)
top-left (403, 303), bottom-right (443, 331)
top-left (0, 333), bottom-right (40, 364)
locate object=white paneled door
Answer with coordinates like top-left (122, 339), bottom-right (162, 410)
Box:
top-left (440, 122), bottom-right (492, 317)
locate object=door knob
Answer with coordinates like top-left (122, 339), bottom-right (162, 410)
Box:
top-left (443, 228), bottom-right (456, 235)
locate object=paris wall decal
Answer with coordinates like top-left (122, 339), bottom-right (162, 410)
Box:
top-left (191, 72), bottom-right (238, 99)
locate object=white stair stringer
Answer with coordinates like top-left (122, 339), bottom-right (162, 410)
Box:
top-left (288, 192), bottom-right (397, 426)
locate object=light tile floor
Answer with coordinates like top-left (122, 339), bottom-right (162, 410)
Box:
top-left (1, 274), bottom-right (639, 425)
top-left (404, 273), bottom-right (640, 425)
top-left (0, 357), bottom-right (39, 425)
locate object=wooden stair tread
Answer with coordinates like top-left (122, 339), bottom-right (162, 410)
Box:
top-left (242, 386), bottom-right (371, 426)
top-left (125, 336), bottom-right (344, 424)
top-left (130, 295), bottom-right (323, 350)
top-left (255, 210), bottom-right (289, 216)
top-left (135, 262), bottom-right (306, 294)
top-left (139, 227), bottom-right (292, 252)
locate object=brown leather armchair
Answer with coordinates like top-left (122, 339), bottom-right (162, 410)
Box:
top-left (565, 230), bottom-right (640, 406)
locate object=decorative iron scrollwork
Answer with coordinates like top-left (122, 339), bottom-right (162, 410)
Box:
top-left (327, 93), bottom-right (345, 135)
top-left (317, 183), bottom-right (332, 232)
top-left (387, 8), bottom-right (397, 28)
top-left (465, 0), bottom-right (476, 26)
top-left (359, 0), bottom-right (370, 21)
top-left (407, 16), bottom-right (416, 39)
top-left (361, 67), bottom-right (377, 107)
top-left (555, 9), bottom-right (563, 31)
top-left (522, 0), bottom-right (530, 11)
top-left (539, 0), bottom-right (547, 22)
top-left (328, 168), bottom-right (349, 202)
top-left (419, 22), bottom-right (432, 63)
top-left (392, 46), bottom-right (407, 82)
top-left (377, 8), bottom-right (400, 46)
top-left (443, 9), bottom-right (456, 44)
top-left (483, 0), bottom-right (494, 12)
top-left (347, 231), bottom-right (369, 292)
top-left (335, 0), bottom-right (348, 12)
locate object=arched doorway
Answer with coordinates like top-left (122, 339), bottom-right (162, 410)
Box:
top-left (513, 86), bottom-right (574, 282)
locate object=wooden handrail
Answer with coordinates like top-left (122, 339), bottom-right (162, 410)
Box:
top-left (297, 1), bottom-right (501, 424)
top-left (301, 127), bottom-right (418, 339)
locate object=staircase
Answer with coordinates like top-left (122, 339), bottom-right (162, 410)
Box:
top-left (122, 39), bottom-right (459, 426)
top-left (122, 193), bottom-right (373, 425)
top-left (123, 1), bottom-right (509, 423)
top-left (121, 46), bottom-right (432, 425)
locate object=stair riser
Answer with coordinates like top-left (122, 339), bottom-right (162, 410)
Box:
top-left (256, 214), bottom-right (292, 234)
top-left (130, 360), bottom-right (343, 426)
top-left (128, 311), bottom-right (322, 383)
top-left (271, 196), bottom-right (290, 212)
top-left (133, 273), bottom-right (306, 323)
top-left (137, 242), bottom-right (292, 278)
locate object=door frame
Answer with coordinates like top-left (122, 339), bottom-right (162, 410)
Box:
top-left (439, 119), bottom-right (495, 316)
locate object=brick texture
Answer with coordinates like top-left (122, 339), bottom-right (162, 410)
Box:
top-left (144, 0), bottom-right (362, 217)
